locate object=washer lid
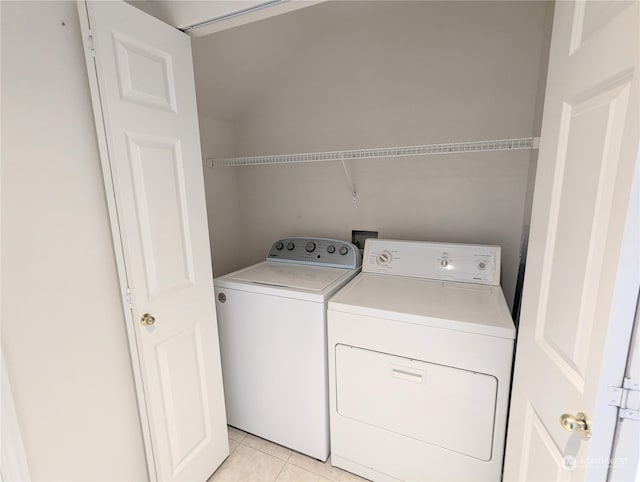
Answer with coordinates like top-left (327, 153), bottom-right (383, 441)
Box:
top-left (329, 273), bottom-right (515, 339)
top-left (224, 262), bottom-right (352, 292)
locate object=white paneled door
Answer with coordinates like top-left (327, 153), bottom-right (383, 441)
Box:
top-left (504, 1), bottom-right (638, 481)
top-left (77, 2), bottom-right (228, 481)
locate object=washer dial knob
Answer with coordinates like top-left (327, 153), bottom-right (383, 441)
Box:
top-left (305, 241), bottom-right (316, 253)
top-left (327, 245), bottom-right (336, 254)
top-left (286, 242), bottom-right (295, 251)
top-left (339, 246), bottom-right (349, 255)
top-left (478, 261), bottom-right (487, 270)
top-left (275, 241), bottom-right (284, 250)
top-left (440, 259), bottom-right (449, 268)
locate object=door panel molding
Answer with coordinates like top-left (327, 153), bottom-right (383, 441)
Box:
top-left (113, 30), bottom-right (178, 112)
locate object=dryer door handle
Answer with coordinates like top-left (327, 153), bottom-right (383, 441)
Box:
top-left (391, 366), bottom-right (425, 384)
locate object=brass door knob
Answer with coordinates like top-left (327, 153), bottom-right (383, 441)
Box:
top-left (560, 412), bottom-right (591, 439)
top-left (140, 313), bottom-right (156, 326)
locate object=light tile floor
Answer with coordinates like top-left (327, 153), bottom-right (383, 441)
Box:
top-left (208, 426), bottom-right (369, 482)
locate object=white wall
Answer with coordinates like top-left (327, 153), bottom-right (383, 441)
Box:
top-left (198, 1), bottom-right (553, 308)
top-left (1, 2), bottom-right (147, 480)
top-left (199, 115), bottom-right (244, 277)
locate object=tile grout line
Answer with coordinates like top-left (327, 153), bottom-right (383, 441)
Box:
top-left (233, 430), bottom-right (339, 480)
top-left (238, 433), bottom-right (294, 462)
top-left (236, 433), bottom-right (289, 482)
top-left (273, 460), bottom-right (287, 482)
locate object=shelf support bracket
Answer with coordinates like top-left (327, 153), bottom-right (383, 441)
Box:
top-left (340, 155), bottom-right (357, 203)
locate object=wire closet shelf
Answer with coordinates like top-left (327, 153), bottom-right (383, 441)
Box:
top-left (207, 137), bottom-right (540, 167)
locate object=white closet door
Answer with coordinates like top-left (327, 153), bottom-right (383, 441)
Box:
top-left (77, 2), bottom-right (228, 480)
top-left (504, 1), bottom-right (638, 480)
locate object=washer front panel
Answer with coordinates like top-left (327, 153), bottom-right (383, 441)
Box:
top-left (267, 237), bottom-right (361, 269)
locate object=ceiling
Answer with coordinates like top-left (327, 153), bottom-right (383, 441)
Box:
top-left (129, 0), bottom-right (323, 36)
top-left (190, 1), bottom-right (404, 121)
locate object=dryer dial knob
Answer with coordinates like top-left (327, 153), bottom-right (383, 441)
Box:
top-left (275, 242), bottom-right (284, 250)
top-left (327, 245), bottom-right (336, 254)
top-left (339, 246), bottom-right (349, 255)
top-left (377, 251), bottom-right (392, 265)
top-left (286, 242), bottom-right (295, 250)
top-left (305, 241), bottom-right (316, 253)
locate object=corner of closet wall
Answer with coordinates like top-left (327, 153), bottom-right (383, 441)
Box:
top-left (198, 114), bottom-right (242, 278)
top-left (512, 0), bottom-right (555, 320)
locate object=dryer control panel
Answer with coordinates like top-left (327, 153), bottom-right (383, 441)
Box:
top-left (363, 239), bottom-right (500, 286)
top-left (267, 237), bottom-right (362, 269)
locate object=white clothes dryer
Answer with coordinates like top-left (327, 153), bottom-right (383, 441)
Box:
top-left (214, 238), bottom-right (361, 461)
top-left (328, 239), bottom-right (516, 481)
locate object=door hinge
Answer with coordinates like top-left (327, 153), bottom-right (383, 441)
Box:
top-left (608, 378), bottom-right (640, 421)
top-left (125, 288), bottom-right (135, 310)
top-left (87, 29), bottom-right (96, 57)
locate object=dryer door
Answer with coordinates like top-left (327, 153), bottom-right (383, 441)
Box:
top-left (335, 344), bottom-right (498, 461)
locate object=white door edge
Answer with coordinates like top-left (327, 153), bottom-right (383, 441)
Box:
top-left (76, 2), bottom-right (157, 479)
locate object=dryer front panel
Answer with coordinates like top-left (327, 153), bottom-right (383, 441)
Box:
top-left (335, 344), bottom-right (498, 461)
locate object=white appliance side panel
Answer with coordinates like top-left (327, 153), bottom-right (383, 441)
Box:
top-left (215, 286), bottom-right (329, 460)
top-left (335, 345), bottom-right (498, 461)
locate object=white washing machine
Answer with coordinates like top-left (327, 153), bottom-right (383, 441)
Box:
top-left (328, 239), bottom-right (516, 481)
top-left (214, 237), bottom-right (361, 461)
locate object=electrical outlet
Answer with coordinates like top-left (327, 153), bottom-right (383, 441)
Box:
top-left (351, 230), bottom-right (378, 250)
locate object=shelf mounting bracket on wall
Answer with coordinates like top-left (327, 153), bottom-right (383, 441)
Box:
top-left (340, 155), bottom-right (357, 203)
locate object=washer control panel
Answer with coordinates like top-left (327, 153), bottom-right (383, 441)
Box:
top-left (364, 239), bottom-right (500, 285)
top-left (267, 237), bottom-right (362, 269)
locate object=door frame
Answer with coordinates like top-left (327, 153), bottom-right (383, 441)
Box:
top-left (604, 150), bottom-right (640, 479)
top-left (76, 2), bottom-right (157, 479)
top-left (610, 289), bottom-right (640, 481)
